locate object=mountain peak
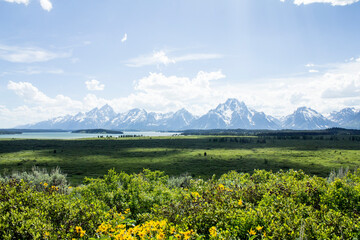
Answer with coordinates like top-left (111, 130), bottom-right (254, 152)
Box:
top-left (283, 106), bottom-right (334, 130)
top-left (216, 98), bottom-right (247, 112)
top-left (224, 98), bottom-right (245, 107)
top-left (295, 106), bottom-right (313, 112)
top-left (100, 104), bottom-right (113, 111)
top-left (175, 108), bottom-right (190, 114)
top-left (127, 108), bottom-right (147, 114)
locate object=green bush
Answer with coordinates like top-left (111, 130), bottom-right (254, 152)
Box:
top-left (2, 168), bottom-right (360, 239)
top-left (0, 167), bottom-right (70, 194)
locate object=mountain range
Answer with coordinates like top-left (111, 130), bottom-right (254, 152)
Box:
top-left (20, 98), bottom-right (360, 130)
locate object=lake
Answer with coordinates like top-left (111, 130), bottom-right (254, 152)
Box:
top-left (0, 131), bottom-right (179, 139)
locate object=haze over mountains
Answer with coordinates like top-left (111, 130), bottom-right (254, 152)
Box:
top-left (20, 99), bottom-right (360, 130)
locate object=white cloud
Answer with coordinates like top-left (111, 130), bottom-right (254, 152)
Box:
top-left (8, 81), bottom-right (50, 104)
top-left (85, 79), bottom-right (105, 91)
top-left (0, 44), bottom-right (70, 63)
top-left (4, 81), bottom-right (83, 127)
top-left (174, 53), bottom-right (223, 62)
top-left (305, 63), bottom-right (314, 67)
top-left (39, 0), bottom-right (52, 11)
top-left (126, 70), bottom-right (226, 113)
top-left (3, 0), bottom-right (53, 10)
top-left (126, 50), bottom-right (222, 67)
top-left (121, 33), bottom-right (127, 43)
top-left (1, 67), bottom-right (64, 76)
top-left (4, 0), bottom-right (29, 4)
top-left (282, 0), bottom-right (359, 6)
top-left (309, 69), bottom-right (319, 73)
top-left (127, 51), bottom-right (174, 67)
top-left (81, 76), bottom-right (226, 116)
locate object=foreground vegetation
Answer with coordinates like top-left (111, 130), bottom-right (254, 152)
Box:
top-left (1, 168), bottom-right (360, 239)
top-left (1, 136), bottom-right (360, 184)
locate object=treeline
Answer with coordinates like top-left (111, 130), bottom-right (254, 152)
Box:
top-left (0, 129), bottom-right (66, 134)
top-left (72, 129), bottom-right (124, 134)
top-left (183, 127), bottom-right (360, 137)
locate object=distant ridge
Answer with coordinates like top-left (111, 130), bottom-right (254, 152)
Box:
top-left (19, 99), bottom-right (360, 130)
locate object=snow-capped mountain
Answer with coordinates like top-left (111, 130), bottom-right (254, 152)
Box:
top-left (189, 98), bottom-right (279, 129)
top-left (24, 104), bottom-right (117, 130)
top-left (160, 108), bottom-right (195, 130)
top-left (24, 105), bottom-right (197, 130)
top-left (282, 107), bottom-right (337, 130)
top-left (20, 99), bottom-right (360, 130)
top-left (109, 108), bottom-right (149, 130)
top-left (329, 108), bottom-right (360, 129)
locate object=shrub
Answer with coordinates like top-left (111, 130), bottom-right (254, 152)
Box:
top-left (2, 168), bottom-right (360, 239)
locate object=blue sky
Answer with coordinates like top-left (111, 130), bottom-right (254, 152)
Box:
top-left (1, 0), bottom-right (360, 127)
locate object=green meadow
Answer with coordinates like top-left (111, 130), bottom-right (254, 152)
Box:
top-left (1, 135), bottom-right (360, 185)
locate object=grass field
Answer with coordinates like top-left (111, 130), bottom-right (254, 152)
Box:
top-left (1, 135), bottom-right (360, 185)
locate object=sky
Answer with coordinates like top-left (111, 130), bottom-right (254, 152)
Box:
top-left (1, 0), bottom-right (360, 127)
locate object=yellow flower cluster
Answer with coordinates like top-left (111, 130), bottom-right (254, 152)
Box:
top-left (248, 226), bottom-right (264, 236)
top-left (217, 184), bottom-right (233, 192)
top-left (40, 182), bottom-right (48, 187)
top-left (248, 228), bottom-right (256, 235)
top-left (75, 226), bottom-right (86, 237)
top-left (177, 230), bottom-right (194, 240)
top-left (191, 191), bottom-right (201, 198)
top-left (217, 184), bottom-right (225, 191)
top-left (51, 185), bottom-right (59, 191)
top-left (209, 226), bottom-right (217, 238)
top-left (97, 219), bottom-right (195, 240)
top-left (43, 231), bottom-right (50, 238)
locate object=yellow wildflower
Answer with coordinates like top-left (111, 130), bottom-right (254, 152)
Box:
top-left (75, 226), bottom-right (82, 233)
top-left (44, 231), bottom-right (50, 238)
top-left (209, 226), bottom-right (217, 238)
top-left (238, 199), bottom-right (243, 206)
top-left (191, 191), bottom-right (201, 198)
top-left (256, 226), bottom-right (263, 231)
top-left (156, 232), bottom-right (165, 240)
top-left (43, 182), bottom-right (48, 187)
top-left (218, 184), bottom-right (225, 191)
top-left (248, 228), bottom-right (256, 235)
top-left (75, 226), bottom-right (86, 237)
top-left (182, 230), bottom-right (193, 240)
